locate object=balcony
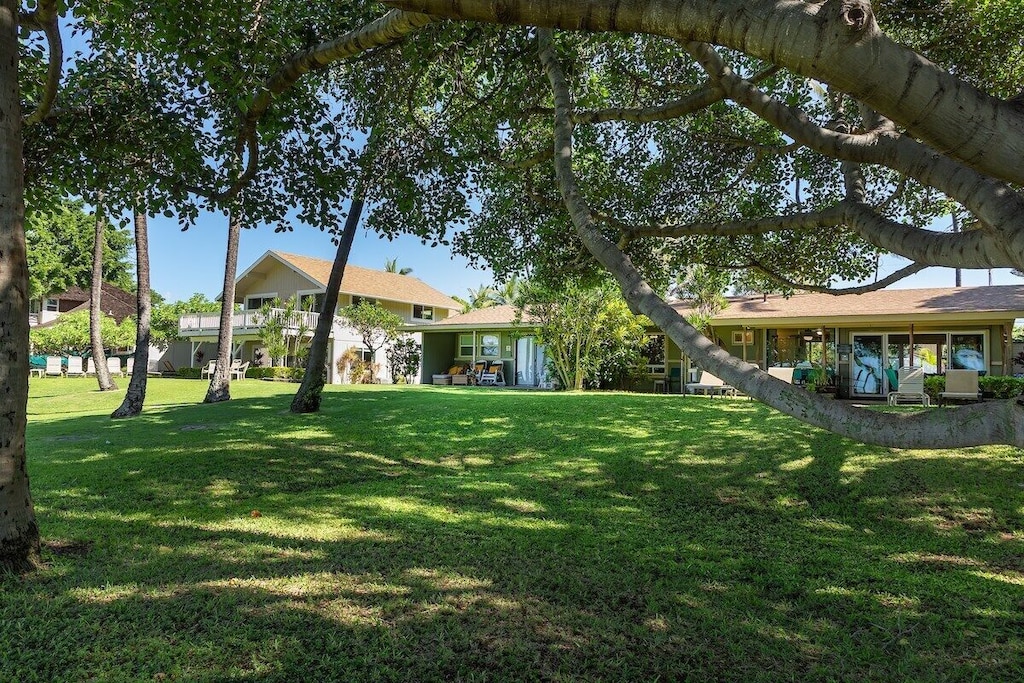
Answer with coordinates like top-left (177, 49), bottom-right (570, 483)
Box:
top-left (178, 308), bottom-right (324, 336)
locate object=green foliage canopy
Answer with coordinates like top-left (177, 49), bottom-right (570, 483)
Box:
top-left (30, 310), bottom-right (135, 357)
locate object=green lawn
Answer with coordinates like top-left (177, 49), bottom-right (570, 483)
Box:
top-left (3, 378), bottom-right (1023, 681)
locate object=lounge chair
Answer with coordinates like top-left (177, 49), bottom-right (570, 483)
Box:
top-left (107, 357), bottom-right (123, 377)
top-left (65, 356), bottom-right (86, 377)
top-left (767, 367), bottom-right (795, 384)
top-left (478, 361), bottom-right (506, 386)
top-left (469, 360), bottom-right (487, 385)
top-left (230, 361), bottom-right (249, 381)
top-left (126, 357), bottom-right (135, 375)
top-left (146, 360), bottom-right (163, 376)
top-left (888, 367), bottom-right (930, 407)
top-left (450, 365), bottom-right (472, 385)
top-left (200, 360), bottom-right (217, 379)
top-left (938, 369), bottom-right (981, 406)
top-left (44, 356), bottom-right (63, 377)
top-left (685, 371), bottom-right (736, 397)
top-left (161, 360), bottom-right (176, 374)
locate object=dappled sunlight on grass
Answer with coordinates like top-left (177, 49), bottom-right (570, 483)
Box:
top-left (5, 380), bottom-right (1023, 680)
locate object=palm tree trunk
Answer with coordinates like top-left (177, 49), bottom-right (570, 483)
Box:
top-left (112, 206), bottom-right (152, 418)
top-left (204, 210), bottom-right (240, 403)
top-left (90, 194), bottom-right (117, 391)
top-left (291, 178), bottom-right (367, 412)
top-left (0, 0), bottom-right (40, 572)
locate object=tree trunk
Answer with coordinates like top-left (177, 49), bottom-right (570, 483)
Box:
top-left (291, 183), bottom-right (365, 413)
top-left (0, 0), bottom-right (40, 572)
top-left (112, 207), bottom-right (152, 418)
top-left (204, 211), bottom-right (240, 403)
top-left (90, 196), bottom-right (117, 391)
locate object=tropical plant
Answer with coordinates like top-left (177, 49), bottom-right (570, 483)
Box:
top-left (30, 310), bottom-right (135, 357)
top-left (384, 257), bottom-right (413, 275)
top-left (386, 335), bottom-right (421, 384)
top-left (340, 301), bottom-right (405, 378)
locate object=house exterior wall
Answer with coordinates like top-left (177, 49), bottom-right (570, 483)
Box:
top-left (236, 263), bottom-right (318, 309)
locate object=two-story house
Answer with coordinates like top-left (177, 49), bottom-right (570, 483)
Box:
top-left (177, 250), bottom-right (461, 383)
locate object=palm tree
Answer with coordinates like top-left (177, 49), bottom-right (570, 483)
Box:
top-left (452, 284), bottom-right (497, 313)
top-left (384, 257), bottom-right (412, 275)
top-left (491, 275), bottom-right (524, 306)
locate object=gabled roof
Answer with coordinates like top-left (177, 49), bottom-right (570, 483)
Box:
top-left (235, 250), bottom-right (461, 310)
top-left (673, 285), bottom-right (1024, 325)
top-left (404, 304), bottom-right (537, 331)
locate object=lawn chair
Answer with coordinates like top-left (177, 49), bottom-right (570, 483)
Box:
top-left (65, 356), bottom-right (86, 377)
top-left (146, 360), bottom-right (163, 376)
top-left (685, 371), bottom-right (736, 397)
top-left (125, 357), bottom-right (135, 375)
top-left (107, 357), bottom-right (123, 377)
top-left (469, 360), bottom-right (487, 385)
top-left (200, 360), bottom-right (217, 379)
top-left (230, 361), bottom-right (249, 381)
top-left (44, 356), bottom-right (63, 377)
top-left (161, 360), bottom-right (176, 374)
top-left (86, 358), bottom-right (97, 376)
top-left (938, 369), bottom-right (981, 406)
top-left (478, 361), bottom-right (506, 386)
top-left (888, 367), bottom-right (930, 407)
top-left (767, 367), bottom-right (795, 384)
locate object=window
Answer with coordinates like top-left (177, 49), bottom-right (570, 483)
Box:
top-left (352, 296), bottom-right (377, 307)
top-left (413, 304), bottom-right (434, 320)
top-left (361, 348), bottom-right (374, 363)
top-left (44, 298), bottom-right (59, 312)
top-left (29, 299), bottom-right (40, 314)
top-left (950, 333), bottom-right (985, 371)
top-left (458, 334), bottom-right (474, 358)
top-left (642, 335), bottom-right (666, 374)
top-left (732, 330), bottom-right (754, 346)
top-left (246, 295), bottom-right (276, 310)
top-left (480, 334), bottom-right (500, 357)
top-left (299, 292), bottom-right (325, 312)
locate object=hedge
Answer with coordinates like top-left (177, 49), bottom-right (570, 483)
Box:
top-left (923, 374), bottom-right (1024, 400)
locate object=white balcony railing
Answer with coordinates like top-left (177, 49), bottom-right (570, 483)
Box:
top-left (178, 308), bottom-right (323, 335)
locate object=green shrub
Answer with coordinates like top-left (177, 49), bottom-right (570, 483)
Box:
top-left (245, 366), bottom-right (303, 381)
top-left (176, 367), bottom-right (202, 379)
top-left (923, 374), bottom-right (1024, 399)
top-left (979, 375), bottom-right (1024, 398)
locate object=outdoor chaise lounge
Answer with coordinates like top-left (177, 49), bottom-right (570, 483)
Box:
top-left (65, 356), bottom-right (86, 377)
top-left (107, 357), bottom-right (123, 377)
top-left (767, 367), bottom-right (795, 384)
top-left (938, 369), bottom-right (981, 406)
top-left (888, 367), bottom-right (930, 407)
top-left (44, 356), bottom-right (63, 377)
top-left (685, 371), bottom-right (736, 397)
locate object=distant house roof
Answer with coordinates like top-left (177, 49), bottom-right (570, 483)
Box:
top-left (43, 283), bottom-right (137, 324)
top-left (405, 304), bottom-right (540, 331)
top-left (673, 285), bottom-right (1024, 326)
top-left (235, 250), bottom-right (461, 311)
top-left (409, 285), bottom-right (1024, 332)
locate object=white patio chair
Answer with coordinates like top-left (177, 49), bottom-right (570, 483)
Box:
top-left (44, 356), bottom-right (63, 377)
top-left (200, 360), bottom-right (217, 379)
top-left (107, 357), bottom-right (123, 377)
top-left (230, 361), bottom-right (249, 381)
top-left (86, 358), bottom-right (97, 376)
top-left (685, 371), bottom-right (736, 397)
top-left (65, 356), bottom-right (86, 377)
top-left (888, 367), bottom-right (930, 407)
top-left (125, 357), bottom-right (135, 375)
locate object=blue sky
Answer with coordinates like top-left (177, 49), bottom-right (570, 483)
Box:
top-left (147, 207), bottom-right (1022, 304)
top-left (147, 212), bottom-right (493, 303)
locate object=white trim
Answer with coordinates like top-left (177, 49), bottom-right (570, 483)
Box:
top-left (296, 288), bottom-right (327, 313)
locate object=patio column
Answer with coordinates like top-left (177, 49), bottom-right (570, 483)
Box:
top-left (909, 323), bottom-right (915, 368)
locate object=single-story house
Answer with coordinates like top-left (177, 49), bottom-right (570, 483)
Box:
top-left (29, 282), bottom-right (137, 327)
top-left (176, 250), bottom-right (461, 383)
top-left (408, 285), bottom-right (1024, 399)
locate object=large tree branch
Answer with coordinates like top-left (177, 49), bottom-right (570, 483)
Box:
top-left (389, 0), bottom-right (1024, 185)
top-left (686, 40), bottom-right (1024, 269)
top-left (22, 3), bottom-right (61, 126)
top-left (615, 205), bottom-right (845, 241)
top-left (751, 258), bottom-right (928, 295)
top-left (538, 27), bottom-right (1024, 448)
